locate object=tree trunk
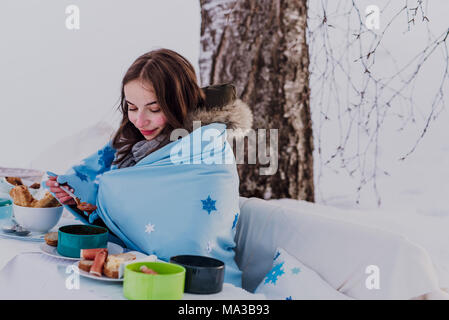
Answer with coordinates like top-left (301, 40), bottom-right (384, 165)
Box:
top-left (199, 0), bottom-right (314, 201)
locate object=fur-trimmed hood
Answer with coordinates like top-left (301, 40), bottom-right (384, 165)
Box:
top-left (183, 84), bottom-right (253, 140)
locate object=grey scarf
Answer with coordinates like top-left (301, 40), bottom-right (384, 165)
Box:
top-left (116, 133), bottom-right (170, 169)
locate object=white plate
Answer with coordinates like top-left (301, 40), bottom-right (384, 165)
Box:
top-left (0, 167), bottom-right (44, 180)
top-left (76, 261), bottom-right (124, 282)
top-left (74, 251), bottom-right (157, 282)
top-left (0, 228), bottom-right (47, 242)
top-left (40, 242), bottom-right (124, 261)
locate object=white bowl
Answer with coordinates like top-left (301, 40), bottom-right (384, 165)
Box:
top-left (13, 204), bottom-right (63, 233)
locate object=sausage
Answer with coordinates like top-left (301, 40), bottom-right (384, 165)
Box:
top-left (81, 248), bottom-right (108, 260)
top-left (90, 249), bottom-right (108, 277)
top-left (139, 265), bottom-right (158, 275)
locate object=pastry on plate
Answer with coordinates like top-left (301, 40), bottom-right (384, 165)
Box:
top-left (79, 260), bottom-right (95, 273)
top-left (44, 232), bottom-right (58, 246)
top-left (104, 253), bottom-right (137, 278)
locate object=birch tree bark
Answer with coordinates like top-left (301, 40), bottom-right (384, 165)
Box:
top-left (199, 0), bottom-right (314, 201)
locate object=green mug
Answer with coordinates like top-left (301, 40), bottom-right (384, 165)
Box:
top-left (123, 262), bottom-right (186, 300)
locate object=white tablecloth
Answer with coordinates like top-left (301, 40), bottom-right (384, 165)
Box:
top-left (0, 218), bottom-right (264, 300)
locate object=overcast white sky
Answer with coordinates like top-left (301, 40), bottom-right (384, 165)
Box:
top-left (0, 0), bottom-right (201, 168)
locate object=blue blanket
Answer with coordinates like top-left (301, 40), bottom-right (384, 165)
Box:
top-left (45, 123), bottom-right (242, 286)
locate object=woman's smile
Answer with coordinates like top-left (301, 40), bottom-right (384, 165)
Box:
top-left (140, 128), bottom-right (157, 136)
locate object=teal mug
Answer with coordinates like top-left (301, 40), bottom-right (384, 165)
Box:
top-left (57, 224), bottom-right (108, 258)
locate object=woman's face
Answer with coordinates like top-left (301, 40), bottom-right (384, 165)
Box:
top-left (124, 79), bottom-right (168, 141)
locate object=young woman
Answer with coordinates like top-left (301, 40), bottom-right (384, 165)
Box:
top-left (45, 48), bottom-right (253, 286)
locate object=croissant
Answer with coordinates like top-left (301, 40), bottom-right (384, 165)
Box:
top-left (9, 185), bottom-right (35, 207)
top-left (9, 186), bottom-right (61, 208)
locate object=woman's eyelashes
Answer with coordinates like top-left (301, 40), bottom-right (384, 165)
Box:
top-left (127, 103), bottom-right (160, 113)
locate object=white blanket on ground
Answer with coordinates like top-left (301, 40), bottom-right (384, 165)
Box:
top-left (269, 198), bottom-right (449, 294)
top-left (235, 197), bottom-right (449, 300)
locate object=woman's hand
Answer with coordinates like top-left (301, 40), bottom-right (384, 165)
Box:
top-left (45, 176), bottom-right (76, 205)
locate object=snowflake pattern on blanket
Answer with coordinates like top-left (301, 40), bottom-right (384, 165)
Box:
top-left (201, 195), bottom-right (217, 215)
top-left (255, 247), bottom-right (353, 300)
top-left (264, 262), bottom-right (285, 285)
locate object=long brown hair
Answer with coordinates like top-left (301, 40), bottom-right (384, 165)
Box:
top-left (112, 48), bottom-right (206, 165)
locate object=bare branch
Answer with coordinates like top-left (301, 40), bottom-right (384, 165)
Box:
top-left (308, 0), bottom-right (449, 206)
